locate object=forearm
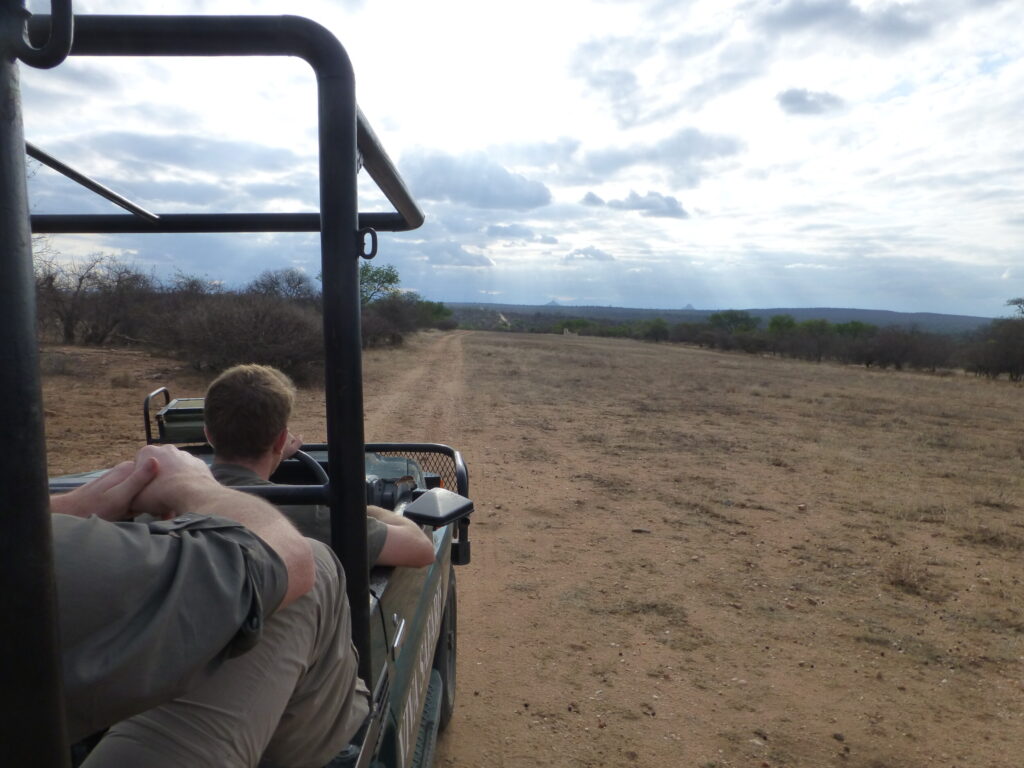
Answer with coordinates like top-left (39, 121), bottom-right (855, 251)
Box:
top-left (367, 504), bottom-right (422, 532)
top-left (368, 505), bottom-right (435, 567)
top-left (179, 483), bottom-right (315, 609)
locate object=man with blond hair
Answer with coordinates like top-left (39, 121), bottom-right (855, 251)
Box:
top-left (204, 364), bottom-right (434, 569)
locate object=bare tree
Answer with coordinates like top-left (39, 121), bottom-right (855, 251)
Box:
top-left (35, 254), bottom-right (104, 344)
top-left (247, 268), bottom-right (318, 304)
top-left (79, 259), bottom-right (155, 344)
top-left (169, 269), bottom-right (221, 297)
top-left (34, 254), bottom-right (154, 344)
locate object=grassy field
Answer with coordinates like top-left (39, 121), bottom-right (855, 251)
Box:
top-left (433, 332), bottom-right (1023, 767)
top-left (42, 331), bottom-right (1024, 767)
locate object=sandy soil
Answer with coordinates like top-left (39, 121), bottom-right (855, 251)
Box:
top-left (42, 331), bottom-right (1024, 768)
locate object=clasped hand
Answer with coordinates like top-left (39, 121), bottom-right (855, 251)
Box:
top-left (50, 445), bottom-right (218, 522)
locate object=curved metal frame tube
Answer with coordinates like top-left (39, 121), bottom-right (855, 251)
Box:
top-left (16, 0), bottom-right (72, 69)
top-left (1, 3), bottom-right (71, 764)
top-left (21, 11), bottom-right (414, 687)
top-left (27, 15), bottom-right (424, 233)
top-left (27, 141), bottom-right (158, 221)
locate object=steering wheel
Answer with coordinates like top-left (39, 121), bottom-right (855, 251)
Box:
top-left (292, 449), bottom-right (329, 486)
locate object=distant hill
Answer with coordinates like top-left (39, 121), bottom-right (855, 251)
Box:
top-left (449, 303), bottom-right (994, 335)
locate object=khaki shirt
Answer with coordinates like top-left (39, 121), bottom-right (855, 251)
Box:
top-left (54, 512), bottom-right (287, 741)
top-left (210, 462), bottom-right (388, 566)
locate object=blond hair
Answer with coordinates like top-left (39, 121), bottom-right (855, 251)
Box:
top-left (204, 364), bottom-right (296, 460)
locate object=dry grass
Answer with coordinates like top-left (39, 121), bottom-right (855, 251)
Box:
top-left (443, 332), bottom-right (1024, 768)
top-left (109, 372), bottom-right (135, 388)
top-left (41, 333), bottom-right (1024, 768)
top-left (39, 349), bottom-right (92, 377)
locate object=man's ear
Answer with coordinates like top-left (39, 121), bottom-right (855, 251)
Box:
top-left (271, 428), bottom-right (289, 455)
top-left (204, 426), bottom-right (215, 447)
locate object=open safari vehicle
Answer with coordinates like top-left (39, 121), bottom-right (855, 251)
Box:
top-left (1, 3), bottom-right (472, 766)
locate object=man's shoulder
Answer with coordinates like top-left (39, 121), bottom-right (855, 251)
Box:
top-left (211, 462), bottom-right (272, 487)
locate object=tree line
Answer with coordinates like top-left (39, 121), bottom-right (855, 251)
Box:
top-left (35, 247), bottom-right (1024, 381)
top-left (505, 306), bottom-right (1024, 379)
top-left (33, 252), bottom-right (454, 383)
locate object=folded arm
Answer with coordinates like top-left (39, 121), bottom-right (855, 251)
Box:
top-left (52, 445), bottom-right (315, 611)
top-left (367, 504), bottom-right (435, 568)
top-left (130, 445), bottom-right (315, 610)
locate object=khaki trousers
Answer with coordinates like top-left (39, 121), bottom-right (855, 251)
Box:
top-left (82, 541), bottom-right (369, 768)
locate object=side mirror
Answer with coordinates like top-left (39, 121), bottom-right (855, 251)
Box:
top-left (402, 488), bottom-right (473, 528)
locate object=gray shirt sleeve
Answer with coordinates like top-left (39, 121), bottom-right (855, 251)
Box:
top-left (366, 516), bottom-right (387, 567)
top-left (53, 512), bottom-right (288, 741)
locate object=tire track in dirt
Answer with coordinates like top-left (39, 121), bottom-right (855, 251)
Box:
top-left (362, 331), bottom-right (466, 446)
top-left (364, 332), bottom-right (530, 765)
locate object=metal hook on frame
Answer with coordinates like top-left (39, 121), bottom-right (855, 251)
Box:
top-left (358, 227), bottom-right (378, 260)
top-left (16, 0), bottom-right (73, 70)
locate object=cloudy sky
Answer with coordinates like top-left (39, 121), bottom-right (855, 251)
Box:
top-left (22, 0), bottom-right (1024, 316)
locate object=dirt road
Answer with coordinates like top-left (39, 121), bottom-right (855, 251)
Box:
top-left (364, 332), bottom-right (1023, 768)
top-left (362, 331), bottom-right (467, 446)
top-left (44, 331), bottom-right (1024, 767)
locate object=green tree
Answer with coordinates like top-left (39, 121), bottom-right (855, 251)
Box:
top-left (360, 262), bottom-right (401, 306)
top-left (669, 322), bottom-right (704, 344)
top-left (415, 299), bottom-right (457, 330)
top-left (558, 318), bottom-right (591, 334)
top-left (768, 314), bottom-right (796, 336)
top-left (708, 310), bottom-right (760, 333)
top-left (797, 319), bottom-right (832, 362)
top-left (833, 321), bottom-right (877, 338)
top-left (965, 319), bottom-right (1024, 380)
top-left (640, 317), bottom-right (669, 342)
top-left (362, 292), bottom-right (419, 347)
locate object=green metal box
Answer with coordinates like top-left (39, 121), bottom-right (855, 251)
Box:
top-left (156, 397), bottom-right (206, 444)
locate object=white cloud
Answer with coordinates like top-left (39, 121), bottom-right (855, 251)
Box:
top-left (402, 150), bottom-right (551, 210)
top-left (18, 0), bottom-right (1024, 316)
top-left (563, 246), bottom-right (615, 262)
top-left (784, 262), bottom-right (837, 270)
top-left (776, 88), bottom-right (846, 114)
top-left (607, 190), bottom-right (689, 219)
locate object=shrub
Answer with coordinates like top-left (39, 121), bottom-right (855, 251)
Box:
top-left (362, 292), bottom-right (420, 348)
top-left (415, 299), bottom-right (457, 330)
top-left (175, 293), bottom-right (324, 384)
top-left (639, 317), bottom-right (669, 342)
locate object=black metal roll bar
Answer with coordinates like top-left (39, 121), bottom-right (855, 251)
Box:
top-left (1, 2), bottom-right (71, 764)
top-left (27, 141), bottom-right (160, 222)
top-left (3, 7), bottom-right (424, 764)
top-left (31, 211), bottom-right (414, 233)
top-left (26, 14), bottom-right (424, 234)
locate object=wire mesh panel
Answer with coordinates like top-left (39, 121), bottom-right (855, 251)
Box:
top-left (366, 443), bottom-right (469, 497)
